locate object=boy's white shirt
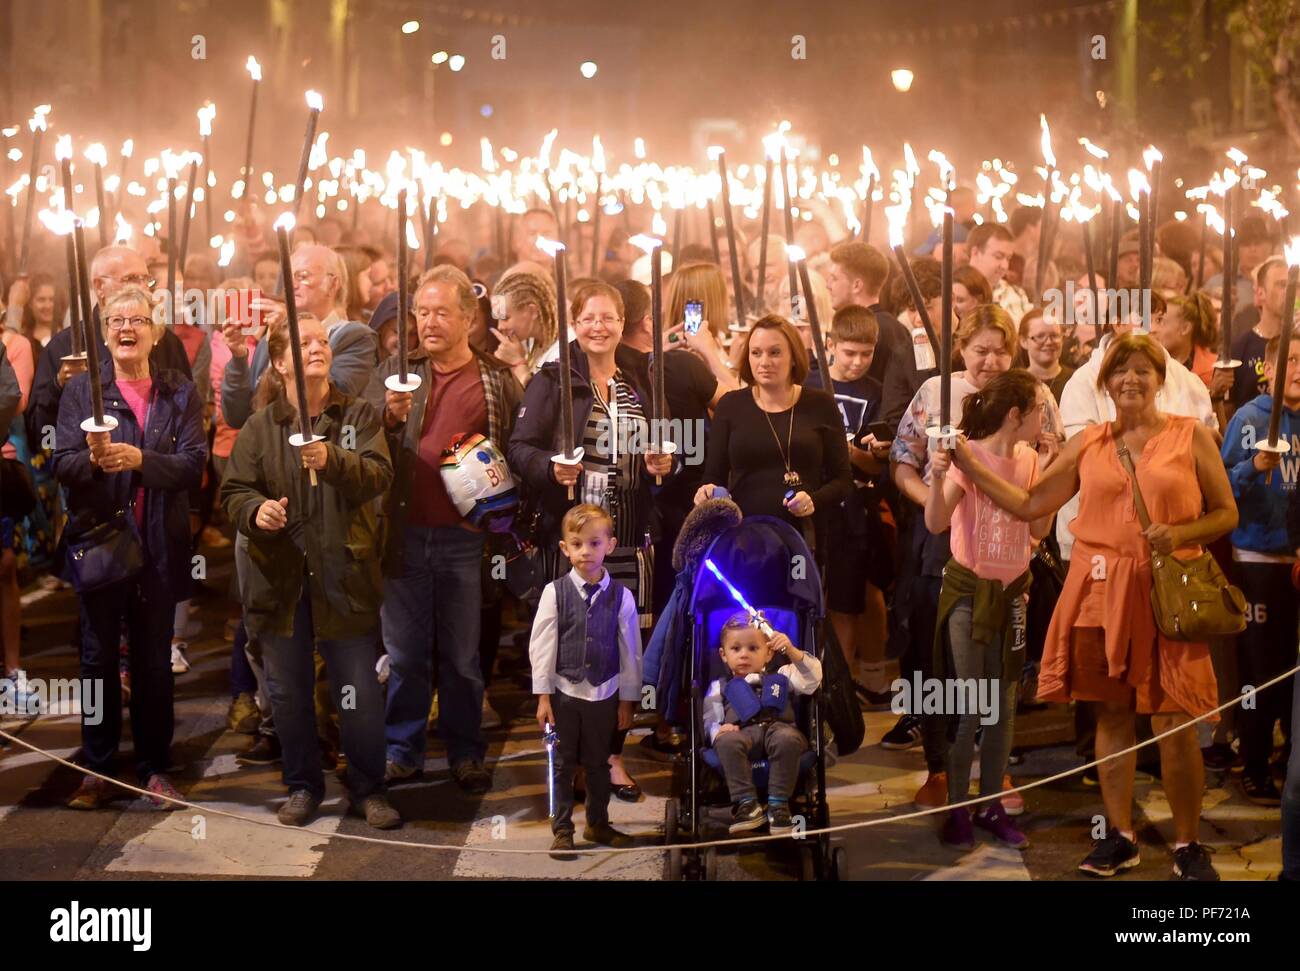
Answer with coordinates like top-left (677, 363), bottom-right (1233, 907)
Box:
top-left (702, 653), bottom-right (823, 744)
top-left (529, 567), bottom-right (642, 703)
top-left (1054, 334), bottom-right (1218, 561)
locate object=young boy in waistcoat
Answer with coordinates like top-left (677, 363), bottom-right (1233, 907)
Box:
top-left (531, 504), bottom-right (642, 856)
top-left (703, 613), bottom-right (823, 835)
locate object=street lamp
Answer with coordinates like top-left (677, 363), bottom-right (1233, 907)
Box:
top-left (891, 68), bottom-right (914, 93)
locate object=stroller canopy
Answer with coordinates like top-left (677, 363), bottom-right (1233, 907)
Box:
top-left (688, 515), bottom-right (823, 623)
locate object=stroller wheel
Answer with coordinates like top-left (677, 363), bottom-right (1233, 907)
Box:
top-left (830, 845), bottom-right (849, 881)
top-left (663, 798), bottom-right (679, 845)
top-left (703, 846), bottom-right (718, 881)
top-left (667, 847), bottom-right (683, 881)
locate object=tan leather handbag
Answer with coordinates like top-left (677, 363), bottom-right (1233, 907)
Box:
top-left (1115, 439), bottom-right (1247, 641)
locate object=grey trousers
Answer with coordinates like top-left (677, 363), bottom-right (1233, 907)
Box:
top-left (715, 721), bottom-right (807, 803)
top-left (944, 598), bottom-right (1020, 806)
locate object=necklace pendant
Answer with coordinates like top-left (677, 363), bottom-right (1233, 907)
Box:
top-left (783, 471), bottom-right (802, 489)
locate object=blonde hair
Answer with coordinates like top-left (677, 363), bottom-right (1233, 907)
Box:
top-left (666, 262), bottom-right (729, 341)
top-left (955, 303), bottom-right (1017, 354)
top-left (561, 503), bottom-right (614, 539)
top-left (102, 286), bottom-right (166, 345)
top-left (493, 269), bottom-right (558, 368)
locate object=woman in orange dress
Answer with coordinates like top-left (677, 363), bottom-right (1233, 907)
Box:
top-left (950, 334), bottom-right (1237, 881)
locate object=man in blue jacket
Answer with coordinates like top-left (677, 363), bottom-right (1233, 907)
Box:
top-left (1221, 334), bottom-right (1300, 806)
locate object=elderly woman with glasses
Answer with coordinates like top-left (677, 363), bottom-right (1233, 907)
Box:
top-left (52, 286), bottom-right (207, 812)
top-left (508, 281), bottom-right (674, 801)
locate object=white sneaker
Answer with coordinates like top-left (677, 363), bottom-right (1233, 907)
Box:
top-left (481, 695), bottom-right (502, 729)
top-left (170, 643), bottom-right (191, 675)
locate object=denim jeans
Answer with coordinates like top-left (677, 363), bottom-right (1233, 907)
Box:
top-left (79, 569), bottom-right (176, 784)
top-left (260, 589), bottom-right (385, 802)
top-left (382, 526), bottom-right (486, 768)
top-left (1282, 669), bottom-right (1300, 881)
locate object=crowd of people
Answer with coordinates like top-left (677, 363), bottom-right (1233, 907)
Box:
top-left (0, 189), bottom-right (1297, 881)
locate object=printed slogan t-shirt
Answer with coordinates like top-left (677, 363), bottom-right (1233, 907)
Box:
top-left (946, 440), bottom-right (1040, 584)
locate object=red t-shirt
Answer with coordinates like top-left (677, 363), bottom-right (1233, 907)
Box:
top-left (409, 358), bottom-right (488, 529)
top-left (117, 377), bottom-right (153, 531)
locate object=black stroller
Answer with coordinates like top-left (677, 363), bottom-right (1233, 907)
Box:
top-left (660, 513), bottom-right (846, 881)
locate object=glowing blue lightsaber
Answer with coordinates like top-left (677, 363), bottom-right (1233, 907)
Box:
top-left (704, 558), bottom-right (775, 637)
top-left (543, 721), bottom-right (558, 818)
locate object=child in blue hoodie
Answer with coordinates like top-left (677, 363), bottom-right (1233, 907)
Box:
top-left (1221, 334), bottom-right (1300, 806)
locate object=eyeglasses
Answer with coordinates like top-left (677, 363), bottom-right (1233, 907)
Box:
top-left (292, 270), bottom-right (336, 287)
top-left (1028, 333), bottom-right (1062, 345)
top-left (96, 274), bottom-right (155, 289)
top-left (106, 315), bottom-right (153, 331)
top-left (576, 314), bottom-right (622, 327)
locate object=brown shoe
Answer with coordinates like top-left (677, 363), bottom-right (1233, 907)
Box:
top-left (68, 775), bottom-right (114, 810)
top-left (582, 822), bottom-right (633, 848)
top-left (350, 793), bottom-right (402, 830)
top-left (277, 789), bottom-right (321, 826)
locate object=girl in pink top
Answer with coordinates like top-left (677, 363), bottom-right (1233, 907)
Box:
top-left (925, 370), bottom-right (1052, 851)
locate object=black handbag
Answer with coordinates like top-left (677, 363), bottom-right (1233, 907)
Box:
top-left (817, 621), bottom-right (866, 757)
top-left (65, 510), bottom-right (144, 594)
top-left (0, 457), bottom-right (37, 521)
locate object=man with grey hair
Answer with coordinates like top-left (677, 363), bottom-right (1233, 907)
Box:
top-left (364, 264), bottom-right (523, 794)
top-left (219, 242), bottom-right (378, 430)
top-left (27, 245), bottom-right (192, 452)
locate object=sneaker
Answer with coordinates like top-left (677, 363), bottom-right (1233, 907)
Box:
top-left (1078, 829), bottom-right (1141, 877)
top-left (350, 793), bottom-right (402, 830)
top-left (879, 713), bottom-right (923, 750)
top-left (974, 801), bottom-right (1029, 849)
top-left (67, 775), bottom-right (114, 810)
top-left (729, 798), bottom-right (767, 834)
top-left (144, 773), bottom-right (182, 810)
top-left (767, 803), bottom-right (795, 834)
top-left (854, 680), bottom-right (894, 710)
top-left (941, 807), bottom-right (975, 849)
top-left (227, 692), bottom-right (260, 734)
top-left (1000, 774), bottom-right (1025, 816)
top-left (914, 771), bottom-right (948, 810)
top-left (277, 789), bottom-right (321, 826)
top-left (1, 669), bottom-right (40, 717)
top-left (452, 760), bottom-right (491, 795)
top-left (1171, 842), bottom-right (1219, 881)
top-left (1240, 773), bottom-right (1282, 807)
top-left (170, 643), bottom-right (191, 675)
top-left (481, 696), bottom-right (502, 730)
top-left (385, 759), bottom-right (423, 784)
top-left (582, 822), bottom-right (633, 847)
top-left (550, 830), bottom-right (577, 860)
top-left (1201, 742), bottom-right (1238, 771)
top-left (236, 733), bottom-right (282, 766)
top-left (638, 731), bottom-right (684, 761)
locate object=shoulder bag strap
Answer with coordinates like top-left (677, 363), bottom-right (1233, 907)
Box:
top-left (1112, 432), bottom-right (1154, 532)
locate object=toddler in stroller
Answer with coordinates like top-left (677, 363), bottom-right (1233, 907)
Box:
top-left (704, 614), bottom-right (823, 834)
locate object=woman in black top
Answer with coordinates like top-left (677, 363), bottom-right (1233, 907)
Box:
top-left (694, 315), bottom-right (852, 543)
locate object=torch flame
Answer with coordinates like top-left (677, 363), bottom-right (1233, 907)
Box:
top-left (198, 103), bottom-right (216, 137)
top-left (886, 203), bottom-right (909, 248)
top-left (406, 215), bottom-right (420, 250)
top-left (219, 237), bottom-right (235, 266)
top-left (592, 135), bottom-right (606, 173)
top-left (903, 143), bottom-right (920, 179)
top-left (1143, 145), bottom-right (1163, 170)
top-left (1039, 114), bottom-right (1056, 170)
top-left (539, 129), bottom-right (559, 170)
top-left (38, 207), bottom-right (75, 235)
top-left (762, 130), bottom-right (785, 162)
top-left (55, 134), bottom-right (72, 161)
top-left (480, 137), bottom-right (496, 173)
top-left (121, 138), bottom-right (134, 158)
top-left (85, 143), bottom-right (108, 167)
top-left (628, 233), bottom-right (662, 254)
top-left (305, 90), bottom-right (323, 111)
top-left (28, 105), bottom-right (50, 133)
top-left (928, 149), bottom-right (954, 191)
top-left (1226, 147), bottom-right (1248, 167)
top-left (786, 243), bottom-right (807, 262)
top-left (535, 235), bottom-right (564, 258)
top-left (634, 137), bottom-right (645, 160)
top-left (1127, 169), bottom-right (1149, 200)
top-left (1285, 236), bottom-right (1300, 268)
top-left (246, 56), bottom-right (262, 81)
top-left (273, 212), bottom-right (296, 232)
top-left (862, 146), bottom-right (879, 181)
top-left (1078, 137), bottom-right (1109, 160)
top-left (114, 212), bottom-right (132, 243)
